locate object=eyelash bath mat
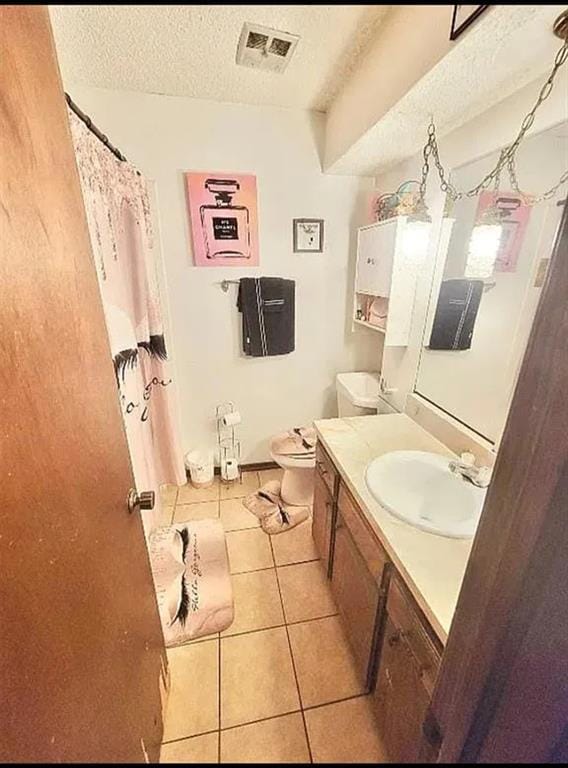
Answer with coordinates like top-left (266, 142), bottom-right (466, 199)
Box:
top-left (149, 518), bottom-right (234, 647)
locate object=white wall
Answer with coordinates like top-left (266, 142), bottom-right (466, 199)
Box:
top-left (375, 74), bottom-right (568, 443)
top-left (69, 86), bottom-right (378, 462)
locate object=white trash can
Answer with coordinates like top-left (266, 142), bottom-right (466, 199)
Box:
top-left (185, 449), bottom-right (215, 488)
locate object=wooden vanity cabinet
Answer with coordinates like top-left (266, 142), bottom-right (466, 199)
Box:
top-left (331, 482), bottom-right (391, 690)
top-left (314, 442), bottom-right (337, 497)
top-left (312, 440), bottom-right (444, 759)
top-left (372, 575), bottom-right (443, 763)
top-left (312, 444), bottom-right (338, 574)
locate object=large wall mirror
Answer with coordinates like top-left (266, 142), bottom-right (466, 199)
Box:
top-left (416, 121), bottom-right (567, 443)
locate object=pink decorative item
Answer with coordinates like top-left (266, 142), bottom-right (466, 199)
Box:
top-left (368, 296), bottom-right (389, 328)
top-left (368, 191), bottom-right (383, 223)
top-left (243, 481), bottom-right (311, 535)
top-left (476, 191), bottom-right (531, 273)
top-left (185, 171), bottom-right (259, 267)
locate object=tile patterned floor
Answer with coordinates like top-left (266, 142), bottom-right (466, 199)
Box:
top-left (159, 472), bottom-right (386, 763)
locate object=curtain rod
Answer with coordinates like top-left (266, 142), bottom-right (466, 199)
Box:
top-left (65, 92), bottom-right (127, 163)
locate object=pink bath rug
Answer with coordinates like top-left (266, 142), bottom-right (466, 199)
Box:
top-left (243, 481), bottom-right (311, 535)
top-left (149, 518), bottom-right (234, 647)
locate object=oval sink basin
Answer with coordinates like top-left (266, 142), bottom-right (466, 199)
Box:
top-left (365, 450), bottom-right (486, 539)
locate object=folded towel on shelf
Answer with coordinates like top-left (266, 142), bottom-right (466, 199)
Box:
top-left (243, 480), bottom-right (310, 535)
top-left (237, 277), bottom-right (295, 357)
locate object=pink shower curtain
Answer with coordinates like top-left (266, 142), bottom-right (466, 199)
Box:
top-left (69, 110), bottom-right (186, 533)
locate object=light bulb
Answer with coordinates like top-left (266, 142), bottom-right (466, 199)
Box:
top-left (465, 223), bottom-right (502, 280)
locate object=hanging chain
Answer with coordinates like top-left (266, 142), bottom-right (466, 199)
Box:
top-left (420, 39), bottom-right (568, 206)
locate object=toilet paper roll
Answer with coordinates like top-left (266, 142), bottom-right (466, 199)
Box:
top-left (222, 458), bottom-right (240, 481)
top-left (222, 411), bottom-right (241, 427)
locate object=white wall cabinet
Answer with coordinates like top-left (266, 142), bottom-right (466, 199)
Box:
top-left (356, 223), bottom-right (396, 296)
top-left (353, 217), bottom-right (428, 348)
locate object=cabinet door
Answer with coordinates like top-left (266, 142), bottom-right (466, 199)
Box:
top-left (373, 616), bottom-right (432, 763)
top-left (315, 443), bottom-right (337, 498)
top-left (312, 469), bottom-right (333, 573)
top-left (331, 512), bottom-right (381, 689)
top-left (355, 222), bottom-right (396, 296)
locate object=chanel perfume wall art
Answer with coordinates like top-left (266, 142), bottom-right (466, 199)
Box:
top-left (293, 218), bottom-right (324, 253)
top-left (474, 191), bottom-right (531, 274)
top-left (185, 172), bottom-right (259, 267)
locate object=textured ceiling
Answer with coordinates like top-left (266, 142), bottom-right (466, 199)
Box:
top-left (326, 5), bottom-right (567, 176)
top-left (49, 4), bottom-right (389, 111)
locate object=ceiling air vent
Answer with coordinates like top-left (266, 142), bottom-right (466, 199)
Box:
top-left (236, 23), bottom-right (299, 74)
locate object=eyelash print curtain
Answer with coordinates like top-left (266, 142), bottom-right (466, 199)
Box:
top-left (69, 110), bottom-right (186, 535)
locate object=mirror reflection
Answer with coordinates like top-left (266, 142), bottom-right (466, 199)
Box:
top-left (416, 122), bottom-right (568, 442)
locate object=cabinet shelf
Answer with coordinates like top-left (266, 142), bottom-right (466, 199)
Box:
top-left (353, 318), bottom-right (386, 334)
top-left (353, 217), bottom-right (427, 348)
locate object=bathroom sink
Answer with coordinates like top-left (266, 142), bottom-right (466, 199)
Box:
top-left (365, 451), bottom-right (486, 539)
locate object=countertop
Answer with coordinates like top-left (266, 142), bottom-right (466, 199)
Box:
top-left (314, 413), bottom-right (473, 644)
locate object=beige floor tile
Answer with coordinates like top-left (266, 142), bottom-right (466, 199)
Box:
top-left (160, 484), bottom-right (179, 506)
top-left (220, 713), bottom-right (309, 764)
top-left (277, 561), bottom-right (337, 624)
top-left (221, 627), bottom-right (300, 728)
top-left (177, 479), bottom-right (220, 504)
top-left (288, 616), bottom-right (363, 708)
top-left (304, 696), bottom-right (386, 763)
top-left (171, 632), bottom-right (219, 647)
top-left (160, 732), bottom-right (219, 763)
top-left (219, 498), bottom-right (260, 532)
top-left (220, 471), bottom-right (260, 500)
top-left (221, 569), bottom-right (284, 636)
top-left (173, 500), bottom-right (219, 524)
top-left (226, 528), bottom-right (273, 574)
top-left (258, 467), bottom-right (284, 486)
top-left (271, 520), bottom-right (317, 566)
top-left (158, 505), bottom-right (175, 528)
top-left (163, 640), bottom-right (219, 742)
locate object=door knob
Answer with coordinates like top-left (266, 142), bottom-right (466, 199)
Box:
top-left (127, 489), bottom-right (155, 513)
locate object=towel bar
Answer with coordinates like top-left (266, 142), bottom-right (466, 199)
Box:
top-left (220, 279), bottom-right (240, 293)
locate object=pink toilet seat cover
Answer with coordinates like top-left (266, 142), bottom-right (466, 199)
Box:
top-left (271, 426), bottom-right (317, 457)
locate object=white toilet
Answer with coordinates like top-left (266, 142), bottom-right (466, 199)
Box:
top-left (270, 429), bottom-right (316, 507)
top-left (336, 371), bottom-right (381, 416)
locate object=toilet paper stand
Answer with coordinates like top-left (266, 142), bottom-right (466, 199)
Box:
top-left (216, 402), bottom-right (241, 483)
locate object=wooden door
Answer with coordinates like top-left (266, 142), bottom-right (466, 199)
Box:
top-left (424, 201), bottom-right (568, 761)
top-left (331, 514), bottom-right (380, 689)
top-left (0, 7), bottom-right (166, 762)
top-left (374, 615), bottom-right (431, 763)
top-left (374, 576), bottom-right (442, 763)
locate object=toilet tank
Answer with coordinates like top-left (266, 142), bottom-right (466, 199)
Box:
top-left (336, 372), bottom-right (397, 417)
top-left (336, 372), bottom-right (376, 416)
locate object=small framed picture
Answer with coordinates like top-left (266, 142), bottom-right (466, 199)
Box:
top-left (293, 218), bottom-right (324, 253)
top-left (450, 5), bottom-right (489, 41)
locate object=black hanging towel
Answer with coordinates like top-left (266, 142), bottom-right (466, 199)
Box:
top-left (428, 278), bottom-right (483, 351)
top-left (237, 277), bottom-right (295, 357)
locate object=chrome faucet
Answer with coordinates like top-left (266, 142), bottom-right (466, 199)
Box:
top-left (448, 452), bottom-right (492, 488)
